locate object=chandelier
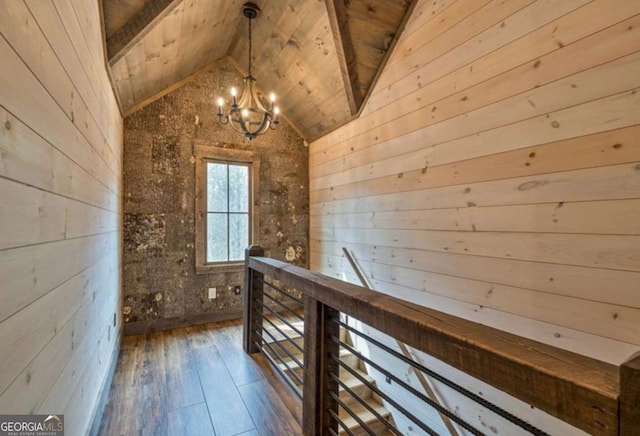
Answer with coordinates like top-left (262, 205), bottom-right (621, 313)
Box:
top-left (217, 2), bottom-right (279, 140)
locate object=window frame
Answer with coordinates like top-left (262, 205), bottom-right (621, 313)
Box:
top-left (194, 145), bottom-right (260, 274)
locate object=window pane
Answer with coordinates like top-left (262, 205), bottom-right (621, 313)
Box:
top-left (229, 165), bottom-right (249, 212)
top-left (207, 163), bottom-right (228, 212)
top-left (229, 213), bottom-right (249, 261)
top-left (207, 213), bottom-right (228, 262)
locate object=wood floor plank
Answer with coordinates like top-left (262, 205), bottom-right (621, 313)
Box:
top-left (168, 402), bottom-right (214, 436)
top-left (213, 324), bottom-right (265, 387)
top-left (192, 345), bottom-right (255, 436)
top-left (98, 321), bottom-right (302, 436)
top-left (238, 379), bottom-right (302, 436)
top-left (162, 328), bottom-right (205, 411)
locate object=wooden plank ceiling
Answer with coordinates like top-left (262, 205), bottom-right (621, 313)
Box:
top-left (102, 0), bottom-right (415, 141)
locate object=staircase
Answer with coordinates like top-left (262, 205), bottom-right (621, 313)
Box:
top-left (262, 316), bottom-right (394, 435)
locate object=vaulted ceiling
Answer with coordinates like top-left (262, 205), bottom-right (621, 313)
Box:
top-left (101, 0), bottom-right (415, 141)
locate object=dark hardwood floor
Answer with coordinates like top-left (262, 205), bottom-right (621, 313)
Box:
top-left (98, 319), bottom-right (302, 436)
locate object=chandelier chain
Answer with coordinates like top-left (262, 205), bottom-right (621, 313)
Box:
top-left (248, 14), bottom-right (252, 78)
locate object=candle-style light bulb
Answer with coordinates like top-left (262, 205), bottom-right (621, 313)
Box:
top-left (273, 106), bottom-right (280, 123)
top-left (230, 87), bottom-right (238, 106)
top-left (269, 93), bottom-right (276, 102)
top-left (241, 108), bottom-right (249, 118)
top-left (217, 97), bottom-right (224, 116)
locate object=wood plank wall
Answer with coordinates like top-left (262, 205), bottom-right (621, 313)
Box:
top-left (310, 0), bottom-right (640, 373)
top-left (0, 1), bottom-right (123, 434)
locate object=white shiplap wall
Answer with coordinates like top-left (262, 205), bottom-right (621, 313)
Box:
top-left (310, 0), bottom-right (640, 432)
top-left (0, 0), bottom-right (122, 434)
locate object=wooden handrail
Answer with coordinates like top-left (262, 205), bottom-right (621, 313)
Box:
top-left (620, 352), bottom-right (640, 434)
top-left (245, 254), bottom-right (622, 434)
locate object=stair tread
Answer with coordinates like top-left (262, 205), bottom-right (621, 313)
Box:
top-left (339, 399), bottom-right (390, 425)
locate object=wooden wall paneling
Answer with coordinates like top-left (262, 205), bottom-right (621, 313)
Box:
top-left (39, 281), bottom-right (119, 428)
top-left (0, 38), bottom-right (118, 192)
top-left (313, 0), bottom-right (459, 150)
top-left (66, 202), bottom-right (120, 240)
top-left (312, 240), bottom-right (640, 307)
top-left (312, 225), bottom-right (640, 271)
top-left (312, 259), bottom-right (640, 366)
top-left (310, 121), bottom-right (640, 203)
top-left (1, 1), bottom-right (118, 176)
top-left (312, 20), bottom-right (640, 172)
top-left (384, 0), bottom-right (487, 71)
top-left (369, 0), bottom-right (586, 115)
top-left (25, 0), bottom-right (122, 159)
top-left (311, 198), bottom-right (640, 235)
top-left (0, 1), bottom-right (122, 434)
top-left (312, 0), bottom-right (639, 157)
top-left (399, 0), bottom-right (457, 35)
top-left (110, 57), bottom-right (136, 112)
top-left (0, 108), bottom-right (118, 212)
top-left (309, 1), bottom-right (640, 422)
top-left (0, 255), bottom-right (117, 409)
top-left (315, 10), bottom-right (640, 166)
top-left (311, 163), bottom-right (640, 217)
top-left (0, 178), bottom-right (67, 250)
top-left (55, 0), bottom-right (124, 156)
top-left (311, 121), bottom-right (640, 193)
top-left (311, 87), bottom-right (640, 184)
top-left (69, 0), bottom-right (111, 74)
top-left (313, 250), bottom-right (640, 345)
top-left (61, 323), bottom-right (117, 436)
top-left (0, 233), bottom-right (117, 327)
top-left (370, 0), bottom-right (540, 104)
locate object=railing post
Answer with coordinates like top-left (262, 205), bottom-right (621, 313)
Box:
top-left (303, 296), bottom-right (339, 435)
top-left (243, 245), bottom-right (264, 354)
top-left (620, 351), bottom-right (640, 435)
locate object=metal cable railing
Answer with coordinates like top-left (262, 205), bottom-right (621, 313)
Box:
top-left (243, 246), bottom-right (629, 436)
top-left (247, 271), bottom-right (305, 400)
top-left (334, 319), bottom-right (549, 436)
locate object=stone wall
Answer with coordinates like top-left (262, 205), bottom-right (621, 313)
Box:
top-left (122, 58), bottom-right (308, 332)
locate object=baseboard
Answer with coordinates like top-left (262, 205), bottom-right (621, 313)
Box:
top-left (87, 329), bottom-right (122, 436)
top-left (123, 310), bottom-right (244, 336)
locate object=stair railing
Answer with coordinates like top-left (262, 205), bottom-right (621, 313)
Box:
top-left (243, 245), bottom-right (640, 435)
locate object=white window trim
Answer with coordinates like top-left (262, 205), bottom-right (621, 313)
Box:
top-left (194, 144), bottom-right (260, 274)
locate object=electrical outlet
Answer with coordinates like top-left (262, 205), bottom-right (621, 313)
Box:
top-left (234, 285), bottom-right (241, 295)
top-left (208, 287), bottom-right (217, 300)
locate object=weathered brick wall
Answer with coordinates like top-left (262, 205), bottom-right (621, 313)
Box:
top-left (122, 59), bottom-right (308, 330)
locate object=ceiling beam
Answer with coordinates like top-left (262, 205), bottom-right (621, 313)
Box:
top-left (325, 0), bottom-right (362, 115)
top-left (107, 0), bottom-right (182, 66)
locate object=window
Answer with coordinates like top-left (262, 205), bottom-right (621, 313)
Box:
top-left (206, 162), bottom-right (249, 262)
top-left (195, 146), bottom-right (259, 273)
